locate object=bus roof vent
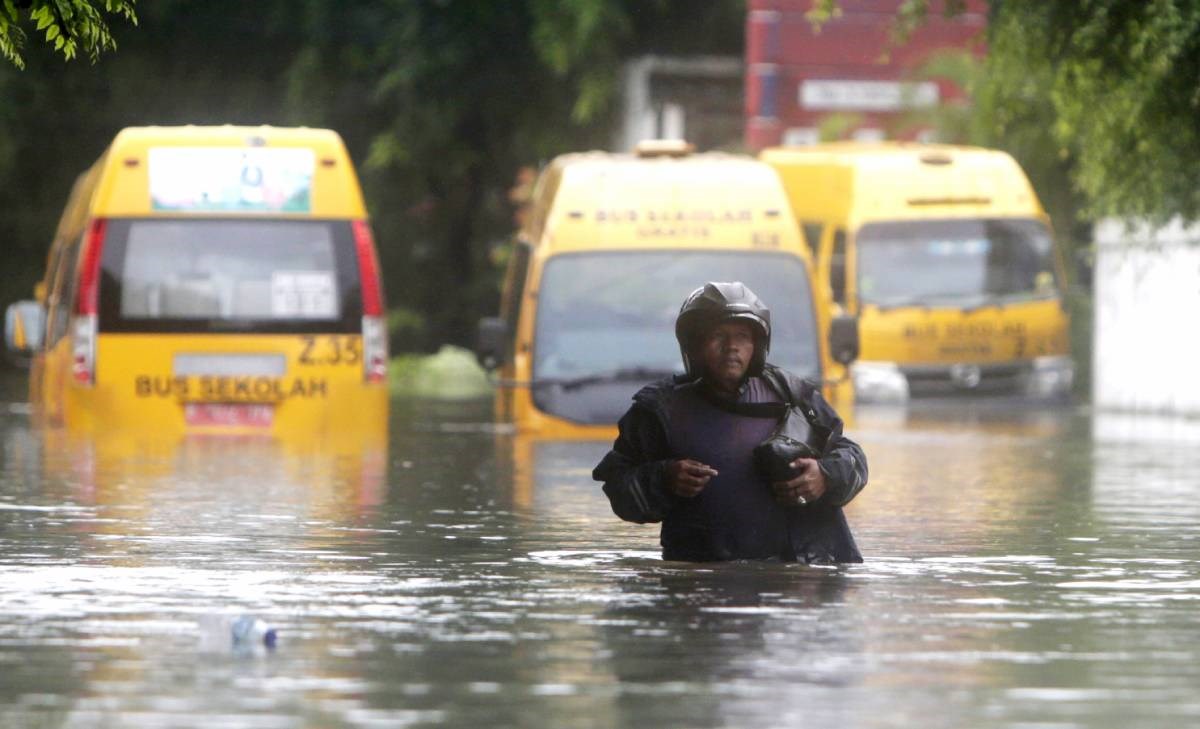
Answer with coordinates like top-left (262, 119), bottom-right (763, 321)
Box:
top-left (907, 196), bottom-right (991, 206)
top-left (918, 151), bottom-right (954, 166)
top-left (634, 139), bottom-right (695, 158)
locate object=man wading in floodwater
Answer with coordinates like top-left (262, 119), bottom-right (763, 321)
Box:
top-left (593, 282), bottom-right (868, 563)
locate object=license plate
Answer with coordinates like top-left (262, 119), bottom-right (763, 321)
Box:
top-left (184, 402), bottom-right (274, 428)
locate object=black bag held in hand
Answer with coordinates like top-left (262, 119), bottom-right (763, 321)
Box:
top-left (693, 370), bottom-right (829, 482)
top-left (754, 409), bottom-right (823, 481)
top-left (753, 373), bottom-right (828, 482)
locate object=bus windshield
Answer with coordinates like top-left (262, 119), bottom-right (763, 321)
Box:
top-left (98, 218), bottom-right (362, 334)
top-left (531, 250), bottom-right (820, 423)
top-left (856, 218), bottom-right (1059, 308)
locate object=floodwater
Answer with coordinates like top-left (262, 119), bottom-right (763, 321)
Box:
top-left (3, 371), bottom-right (1200, 728)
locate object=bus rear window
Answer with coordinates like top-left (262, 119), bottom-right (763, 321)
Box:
top-left (98, 219), bottom-right (363, 334)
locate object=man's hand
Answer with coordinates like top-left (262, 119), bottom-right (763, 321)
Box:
top-left (665, 459), bottom-right (718, 498)
top-left (771, 457), bottom-right (826, 507)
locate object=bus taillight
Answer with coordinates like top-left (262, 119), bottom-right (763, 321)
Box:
top-left (353, 220), bottom-right (388, 383)
top-left (72, 218), bottom-right (107, 385)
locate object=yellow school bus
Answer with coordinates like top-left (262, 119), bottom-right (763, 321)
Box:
top-left (4, 126), bottom-right (389, 437)
top-left (477, 141), bottom-right (857, 441)
top-left (762, 142), bottom-right (1072, 401)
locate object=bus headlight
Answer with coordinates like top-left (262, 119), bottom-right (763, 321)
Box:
top-left (851, 361), bottom-right (909, 403)
top-left (1024, 355), bottom-right (1074, 398)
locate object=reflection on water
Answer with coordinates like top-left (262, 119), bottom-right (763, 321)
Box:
top-left (3, 369), bottom-right (1200, 728)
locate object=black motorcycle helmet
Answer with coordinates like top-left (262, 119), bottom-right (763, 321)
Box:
top-left (675, 281), bottom-right (772, 378)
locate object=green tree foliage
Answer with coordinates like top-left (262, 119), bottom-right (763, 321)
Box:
top-left (983, 1), bottom-right (1200, 223)
top-left (0, 0), bottom-right (135, 68)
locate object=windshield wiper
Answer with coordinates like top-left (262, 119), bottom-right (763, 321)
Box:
top-left (530, 367), bottom-right (678, 391)
top-left (962, 290), bottom-right (1055, 313)
top-left (870, 292), bottom-right (981, 310)
top-left (961, 293), bottom-right (1010, 314)
top-left (868, 294), bottom-right (936, 311)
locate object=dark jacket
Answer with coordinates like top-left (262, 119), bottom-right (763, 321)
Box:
top-left (592, 364), bottom-right (868, 563)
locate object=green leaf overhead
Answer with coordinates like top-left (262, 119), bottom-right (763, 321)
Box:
top-left (1, 0), bottom-right (135, 68)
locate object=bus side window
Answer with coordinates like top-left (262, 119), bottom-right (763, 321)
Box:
top-left (44, 242), bottom-right (79, 348)
top-left (37, 247), bottom-right (64, 350)
top-left (801, 222), bottom-right (822, 254)
top-left (501, 240), bottom-right (532, 353)
top-left (829, 228), bottom-right (847, 307)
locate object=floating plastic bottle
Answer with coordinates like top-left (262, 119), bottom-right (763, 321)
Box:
top-left (231, 615), bottom-right (278, 649)
top-left (199, 614), bottom-right (278, 652)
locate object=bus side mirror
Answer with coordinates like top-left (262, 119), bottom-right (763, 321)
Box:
top-left (829, 260), bottom-right (847, 306)
top-left (5, 300), bottom-right (45, 356)
top-left (476, 316), bottom-right (508, 370)
top-left (829, 315), bottom-right (859, 366)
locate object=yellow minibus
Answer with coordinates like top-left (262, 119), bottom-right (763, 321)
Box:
top-left (762, 142), bottom-right (1072, 401)
top-left (4, 126), bottom-right (389, 437)
top-left (477, 141), bottom-right (857, 440)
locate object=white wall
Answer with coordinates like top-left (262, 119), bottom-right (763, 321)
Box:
top-left (1094, 218), bottom-right (1200, 415)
